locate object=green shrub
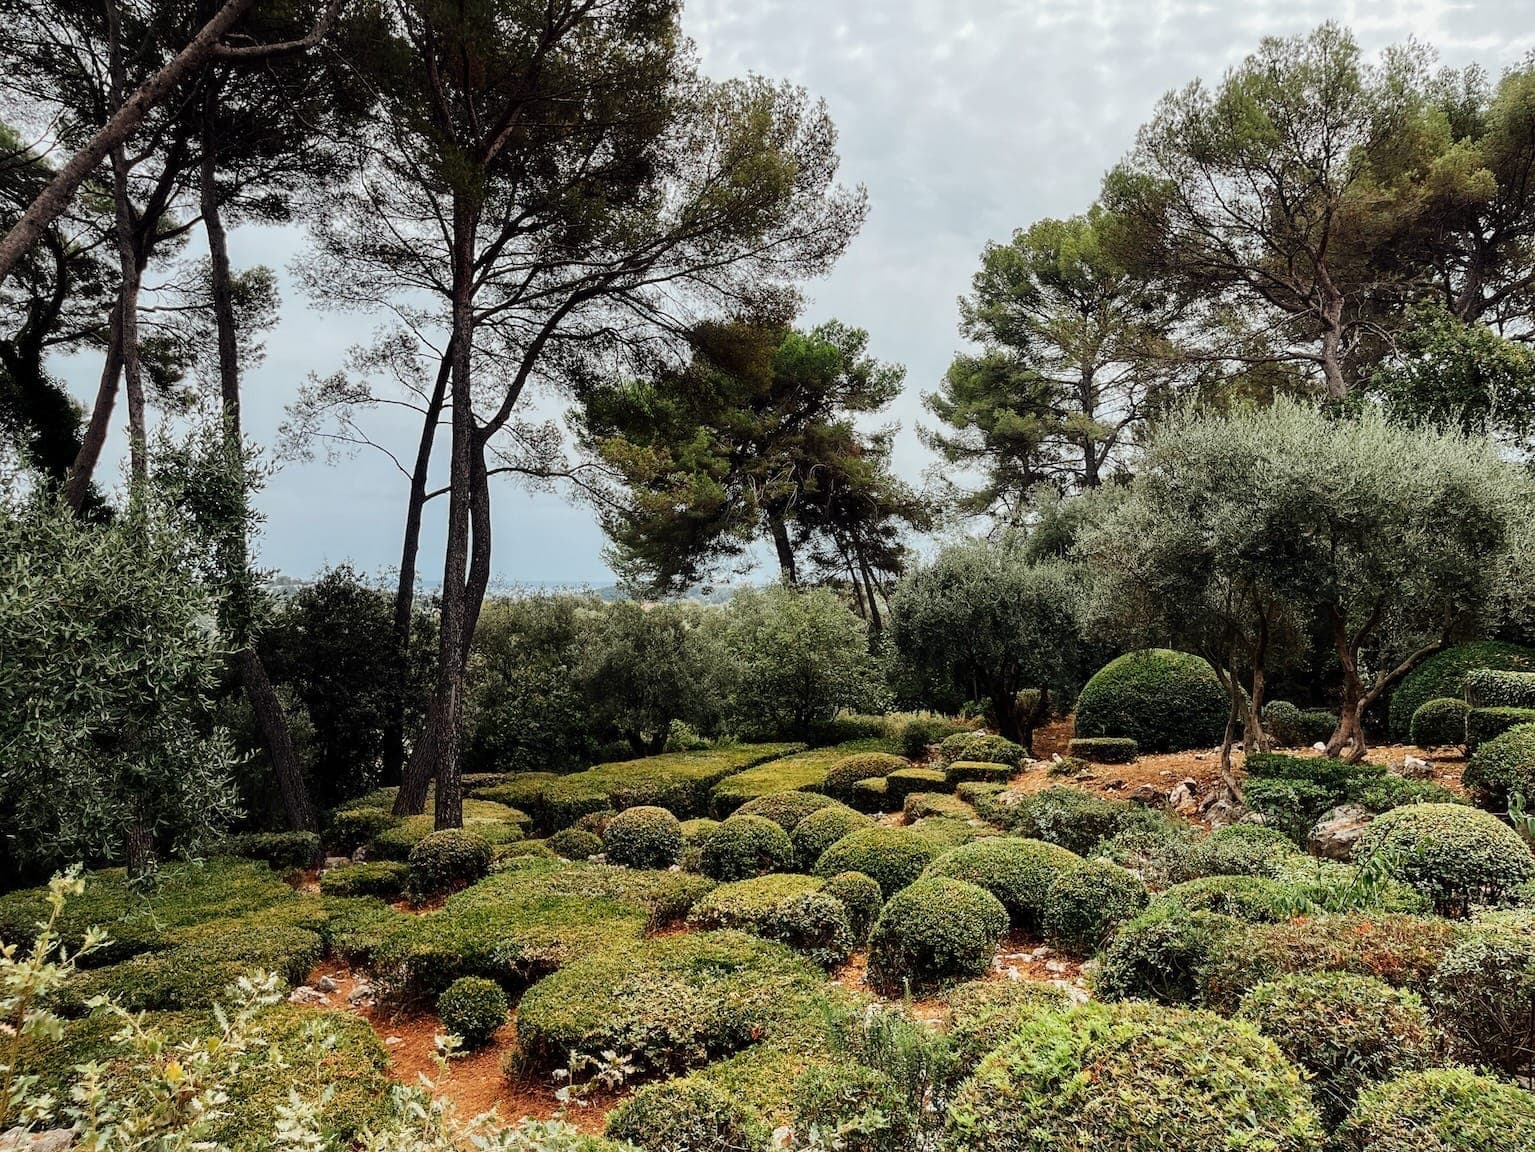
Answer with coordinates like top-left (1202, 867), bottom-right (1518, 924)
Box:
top-left (943, 1001), bottom-right (1324, 1152)
top-left (405, 829), bottom-right (493, 903)
top-left (219, 831), bottom-right (321, 871)
top-left (1263, 700), bottom-right (1305, 747)
top-left (604, 806), bottom-right (684, 869)
top-left (1464, 722), bottom-right (1535, 810)
top-left (849, 776), bottom-right (893, 813)
top-left (1014, 786), bottom-right (1130, 855)
top-left (1044, 860), bottom-right (1149, 954)
top-left (1334, 1067), bottom-right (1535, 1152)
top-left (820, 871), bottom-right (882, 940)
top-left (1094, 903), bottom-right (1240, 1006)
top-left (943, 760), bottom-right (1014, 786)
top-left (909, 816), bottom-right (980, 851)
top-left (436, 975), bottom-right (507, 1049)
top-left (884, 767), bottom-right (950, 803)
top-left (903, 791), bottom-right (975, 821)
top-left (790, 805), bottom-right (873, 871)
top-left (896, 713), bottom-right (973, 759)
top-left (1236, 972), bottom-right (1436, 1127)
top-left (686, 874), bottom-right (824, 933)
top-left (710, 740), bottom-right (900, 817)
top-left (326, 807), bottom-right (396, 856)
top-left (1466, 706), bottom-right (1535, 752)
top-left (1067, 736), bottom-right (1137, 763)
top-left (1429, 909), bottom-right (1535, 1078)
top-left (318, 860), bottom-right (408, 900)
top-left (936, 732), bottom-right (1027, 768)
top-left (699, 814), bottom-right (795, 881)
top-left (1354, 803), bottom-right (1534, 915)
top-left (1269, 856), bottom-right (1430, 915)
top-left (791, 1062), bottom-right (914, 1152)
top-left (1350, 774), bottom-right (1462, 813)
top-left (1094, 810), bottom-right (1202, 889)
top-left (1389, 640), bottom-right (1535, 740)
top-left (732, 790), bottom-right (838, 831)
top-left (924, 837), bottom-right (1081, 930)
top-left (1189, 821), bottom-right (1302, 877)
top-left (679, 817), bottom-right (720, 845)
top-left (605, 1077), bottom-right (769, 1152)
top-left (813, 826), bottom-right (943, 898)
top-left (548, 827), bottom-right (604, 860)
top-left (822, 752), bottom-right (908, 802)
top-left (367, 798), bottom-right (530, 861)
top-left (1410, 698), bottom-right (1469, 748)
top-left (1163, 875), bottom-right (1293, 922)
top-left (866, 877), bottom-right (1007, 995)
top-left (1465, 667), bottom-right (1535, 708)
top-left (764, 890), bottom-right (855, 968)
top-left (1073, 649), bottom-right (1229, 753)
top-left (1240, 752), bottom-right (1441, 841)
top-left (940, 979), bottom-right (1072, 1096)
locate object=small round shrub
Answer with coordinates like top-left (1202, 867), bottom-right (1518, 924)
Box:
top-left (813, 825), bottom-right (943, 898)
top-left (823, 753), bottom-right (908, 802)
top-left (1334, 1067), bottom-right (1535, 1152)
top-left (1163, 875), bottom-right (1293, 923)
top-left (1353, 803), bottom-right (1535, 915)
top-left (604, 1078), bottom-right (768, 1152)
top-left (679, 817), bottom-right (719, 845)
top-left (1017, 786), bottom-right (1131, 855)
top-left (1463, 722), bottom-right (1535, 811)
top-left (820, 870), bottom-right (883, 940)
top-left (318, 860), bottom-right (408, 900)
top-left (603, 805), bottom-right (684, 869)
top-left (790, 804), bottom-right (873, 871)
top-left (1043, 859), bottom-right (1149, 955)
top-left (1389, 639), bottom-right (1535, 741)
top-left (937, 732), bottom-right (1027, 768)
top-left (1073, 648), bottom-right (1229, 753)
top-left (686, 873), bottom-right (822, 933)
top-left (699, 814), bottom-right (794, 881)
top-left (943, 1000), bottom-right (1324, 1152)
top-left (1067, 736), bottom-right (1138, 764)
top-left (923, 837), bottom-right (1082, 930)
top-left (866, 877), bottom-right (1007, 995)
top-left (1429, 909), bottom-right (1535, 1077)
top-left (1236, 972), bottom-right (1436, 1127)
top-left (1093, 903), bottom-right (1241, 1006)
top-left (1263, 700), bottom-right (1305, 747)
top-left (547, 827), bottom-right (602, 860)
top-left (733, 790), bottom-right (838, 832)
top-left (405, 829), bottom-right (493, 903)
top-left (764, 890), bottom-right (855, 968)
top-left (1410, 698), bottom-right (1469, 749)
top-left (1190, 822), bottom-right (1302, 878)
top-left (436, 976), bottom-right (507, 1049)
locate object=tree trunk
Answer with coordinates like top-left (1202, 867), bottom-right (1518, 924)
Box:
top-left (857, 550), bottom-right (883, 632)
top-left (1324, 613), bottom-right (1369, 763)
top-left (124, 800), bottom-right (155, 880)
top-left (992, 690), bottom-right (1023, 746)
top-left (238, 647), bottom-right (317, 832)
top-left (768, 512), bottom-right (798, 585)
top-left (108, 142), bottom-right (147, 485)
top-left (65, 301), bottom-right (123, 511)
top-left (1243, 613), bottom-right (1271, 755)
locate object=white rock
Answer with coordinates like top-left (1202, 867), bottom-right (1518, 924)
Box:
top-left (1400, 755), bottom-right (1434, 780)
top-left (321, 856), bottom-right (352, 873)
top-left (1, 1130), bottom-right (75, 1152)
top-left (385, 1036), bottom-right (404, 1047)
top-left (1312, 742), bottom-right (1328, 752)
top-left (348, 983), bottom-right (374, 1005)
top-left (1308, 804), bottom-right (1373, 862)
top-left (316, 975), bottom-right (339, 993)
top-left (288, 986), bottom-right (327, 1005)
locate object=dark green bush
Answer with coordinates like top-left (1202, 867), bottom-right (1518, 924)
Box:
top-left (1094, 903), bottom-right (1241, 1006)
top-left (819, 870), bottom-right (883, 940)
top-left (1334, 1067), bottom-right (1535, 1152)
top-left (219, 831), bottom-right (321, 871)
top-left (790, 805), bottom-right (873, 871)
top-left (603, 806), bottom-right (684, 869)
top-left (1014, 786), bottom-right (1131, 855)
top-left (924, 837), bottom-right (1081, 930)
top-left (685, 874), bottom-right (822, 933)
top-left (866, 877), bottom-right (1007, 994)
top-left (1263, 700), bottom-right (1305, 747)
top-left (1189, 821), bottom-right (1302, 877)
top-left (547, 827), bottom-right (603, 860)
top-left (1163, 875), bottom-right (1292, 922)
top-left (1240, 752), bottom-right (1442, 842)
top-left (943, 760), bottom-right (1014, 786)
top-left (884, 767), bottom-right (949, 803)
top-left (943, 1001), bottom-right (1324, 1152)
top-left (1073, 649), bottom-right (1229, 753)
top-left (1043, 859), bottom-right (1148, 955)
top-left (1429, 909), bottom-right (1535, 1078)
top-left (1093, 810), bottom-right (1202, 889)
top-left (733, 790), bottom-right (838, 832)
top-left (764, 890), bottom-right (855, 968)
top-left (940, 979), bottom-right (1071, 1096)
top-left (699, 814), bottom-right (794, 881)
top-left (405, 829), bottom-right (493, 903)
top-left (1067, 736), bottom-right (1137, 763)
top-left (326, 807), bottom-right (395, 856)
top-left (1466, 706), bottom-right (1535, 752)
top-left (1236, 972), bottom-right (1436, 1127)
top-left (1389, 640), bottom-right (1535, 740)
top-left (318, 860), bottom-right (408, 900)
top-left (1354, 803), bottom-right (1534, 915)
top-left (1410, 698), bottom-right (1468, 748)
top-left (813, 826), bottom-right (943, 898)
top-left (437, 975), bottom-right (507, 1049)
top-left (822, 752), bottom-right (908, 802)
top-left (936, 732), bottom-right (1027, 768)
top-left (1465, 667), bottom-right (1535, 708)
top-left (1463, 722), bottom-right (1535, 810)
top-left (605, 1077), bottom-right (768, 1152)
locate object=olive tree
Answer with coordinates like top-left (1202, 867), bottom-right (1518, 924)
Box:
top-left (886, 538), bottom-right (1085, 750)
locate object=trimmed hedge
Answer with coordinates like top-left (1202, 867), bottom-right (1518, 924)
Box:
top-left (732, 790), bottom-right (838, 832)
top-left (1465, 668), bottom-right (1535, 709)
top-left (603, 806), bottom-right (684, 869)
top-left (923, 837), bottom-right (1082, 930)
top-left (813, 826), bottom-right (943, 898)
top-left (764, 891), bottom-right (855, 969)
top-left (884, 767), bottom-right (950, 803)
top-left (547, 827), bottom-right (603, 860)
top-left (820, 871), bottom-right (882, 940)
top-left (1410, 698), bottom-right (1469, 748)
top-left (318, 860), bottom-right (408, 900)
top-left (1353, 803), bottom-right (1535, 915)
top-left (1334, 1068), bottom-right (1535, 1152)
top-left (850, 776), bottom-right (893, 813)
top-left (1073, 649), bottom-right (1229, 753)
top-left (822, 752), bottom-right (908, 802)
top-left (1263, 701), bottom-right (1340, 748)
top-left (936, 732), bottom-right (1028, 768)
top-left (1389, 640), bottom-right (1535, 740)
top-left (944, 760), bottom-right (1014, 786)
top-left (903, 791), bottom-right (975, 821)
top-left (437, 976), bottom-right (507, 1048)
top-left (218, 831), bottom-right (321, 871)
top-left (405, 829), bottom-right (493, 903)
top-left (1043, 859), bottom-right (1148, 955)
top-left (709, 740), bottom-right (899, 817)
top-left (1013, 786), bottom-right (1131, 855)
top-left (789, 805), bottom-right (873, 871)
top-left (1094, 903), bottom-right (1240, 1006)
top-left (698, 814), bottom-right (794, 881)
top-left (866, 877), bottom-right (1007, 994)
top-left (1463, 722), bottom-right (1535, 809)
top-left (1189, 821), bottom-right (1303, 878)
top-left (943, 1001), bottom-right (1324, 1152)
top-left (1466, 706), bottom-right (1535, 752)
top-left (686, 874), bottom-right (824, 933)
top-left (605, 1078), bottom-right (768, 1152)
top-left (1429, 909), bottom-right (1535, 1078)
top-left (1163, 875), bottom-right (1293, 923)
top-left (1067, 736), bottom-right (1138, 764)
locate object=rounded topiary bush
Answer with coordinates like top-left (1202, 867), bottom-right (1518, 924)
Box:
top-left (603, 805), bottom-right (684, 869)
top-left (1073, 648), bottom-right (1229, 753)
top-left (790, 804), bottom-right (873, 871)
top-left (1333, 1067), bottom-right (1535, 1152)
top-left (699, 813), bottom-right (794, 881)
top-left (604, 1078), bottom-right (768, 1152)
top-left (813, 825), bottom-right (943, 898)
top-left (937, 732), bottom-right (1027, 768)
top-left (1353, 803), bottom-right (1534, 915)
top-left (436, 976), bottom-right (508, 1049)
top-left (1463, 722), bottom-right (1535, 811)
top-left (823, 752), bottom-right (908, 802)
top-left (1017, 786), bottom-right (1131, 855)
top-left (1236, 971), bottom-right (1436, 1127)
top-left (1093, 903), bottom-right (1241, 1006)
top-left (405, 828), bottom-right (493, 903)
top-left (1410, 698), bottom-right (1469, 750)
top-left (1190, 822), bottom-right (1302, 878)
top-left (923, 837), bottom-right (1082, 930)
top-left (820, 870), bottom-right (883, 940)
top-left (1429, 909), bottom-right (1535, 1078)
top-left (1067, 736), bottom-right (1138, 764)
top-left (547, 827), bottom-right (603, 860)
top-left (733, 790), bottom-right (838, 832)
top-left (866, 877), bottom-right (1007, 995)
top-left (944, 760), bottom-right (1015, 786)
top-left (1163, 874), bottom-right (1293, 923)
top-left (1263, 700), bottom-right (1305, 748)
top-left (1389, 640), bottom-right (1535, 741)
top-left (318, 860), bottom-right (408, 900)
top-left (1043, 859), bottom-right (1149, 955)
top-left (764, 890), bottom-right (855, 968)
top-left (943, 1000), bottom-right (1323, 1152)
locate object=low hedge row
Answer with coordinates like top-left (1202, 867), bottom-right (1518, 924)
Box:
top-left (1067, 736), bottom-right (1138, 763)
top-left (1466, 706), bottom-right (1535, 752)
top-left (1388, 640), bottom-right (1535, 740)
top-left (708, 740), bottom-right (899, 817)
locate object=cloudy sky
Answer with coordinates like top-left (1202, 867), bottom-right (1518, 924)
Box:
top-left (60, 0), bottom-right (1535, 589)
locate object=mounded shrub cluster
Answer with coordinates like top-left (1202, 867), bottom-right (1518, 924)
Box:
top-left (219, 830), bottom-right (322, 871)
top-left (1429, 909), bottom-right (1535, 1077)
top-left (884, 767), bottom-right (950, 803)
top-left (1409, 698), bottom-right (1469, 748)
top-left (1043, 859), bottom-right (1149, 954)
top-left (940, 979), bottom-right (1071, 1095)
top-left (923, 836), bottom-right (1081, 930)
top-left (436, 975), bottom-right (508, 1049)
top-left (822, 752), bottom-right (908, 802)
top-left (699, 813), bottom-right (795, 881)
top-left (604, 805), bottom-right (685, 869)
top-left (547, 826), bottom-right (604, 860)
top-left (790, 804), bottom-right (873, 871)
top-left (936, 732), bottom-right (1027, 768)
top-left (318, 860), bottom-right (409, 899)
top-left (405, 828), bottom-right (493, 903)
top-left (732, 790), bottom-right (837, 831)
top-left (1462, 722), bottom-right (1535, 810)
top-left (866, 877), bottom-right (1007, 994)
top-left (1073, 648), bottom-right (1229, 752)
top-left (1465, 667), bottom-right (1535, 708)
top-left (1465, 705), bottom-right (1535, 752)
top-left (1014, 785), bottom-right (1131, 854)
top-left (819, 870), bottom-right (883, 939)
top-left (1263, 700), bottom-right (1338, 748)
top-left (813, 825), bottom-right (942, 897)
top-left (1388, 640), bottom-right (1535, 740)
top-left (1333, 1067), bottom-right (1535, 1152)
top-left (605, 1078), bottom-right (768, 1152)
top-left (1353, 803), bottom-right (1534, 915)
top-left (943, 760), bottom-right (1014, 786)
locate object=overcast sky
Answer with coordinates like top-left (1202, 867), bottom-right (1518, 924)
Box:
top-left (59, 0), bottom-right (1535, 589)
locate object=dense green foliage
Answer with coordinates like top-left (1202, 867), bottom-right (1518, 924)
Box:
top-left (1389, 641), bottom-right (1535, 740)
top-left (813, 826), bottom-right (942, 897)
top-left (405, 829), bottom-right (493, 903)
top-left (603, 806), bottom-right (684, 870)
top-left (1333, 1068), bottom-right (1535, 1152)
top-left (1410, 698), bottom-right (1469, 748)
top-left (605, 1078), bottom-right (768, 1152)
top-left (1073, 649), bottom-right (1227, 752)
top-left (436, 976), bottom-right (507, 1049)
top-left (924, 837), bottom-right (1082, 930)
top-left (866, 877), bottom-right (1007, 994)
top-left (1464, 723), bottom-right (1535, 809)
top-left (1043, 859), bottom-right (1148, 954)
top-left (699, 814), bottom-right (795, 881)
top-left (1353, 804), bottom-right (1534, 915)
